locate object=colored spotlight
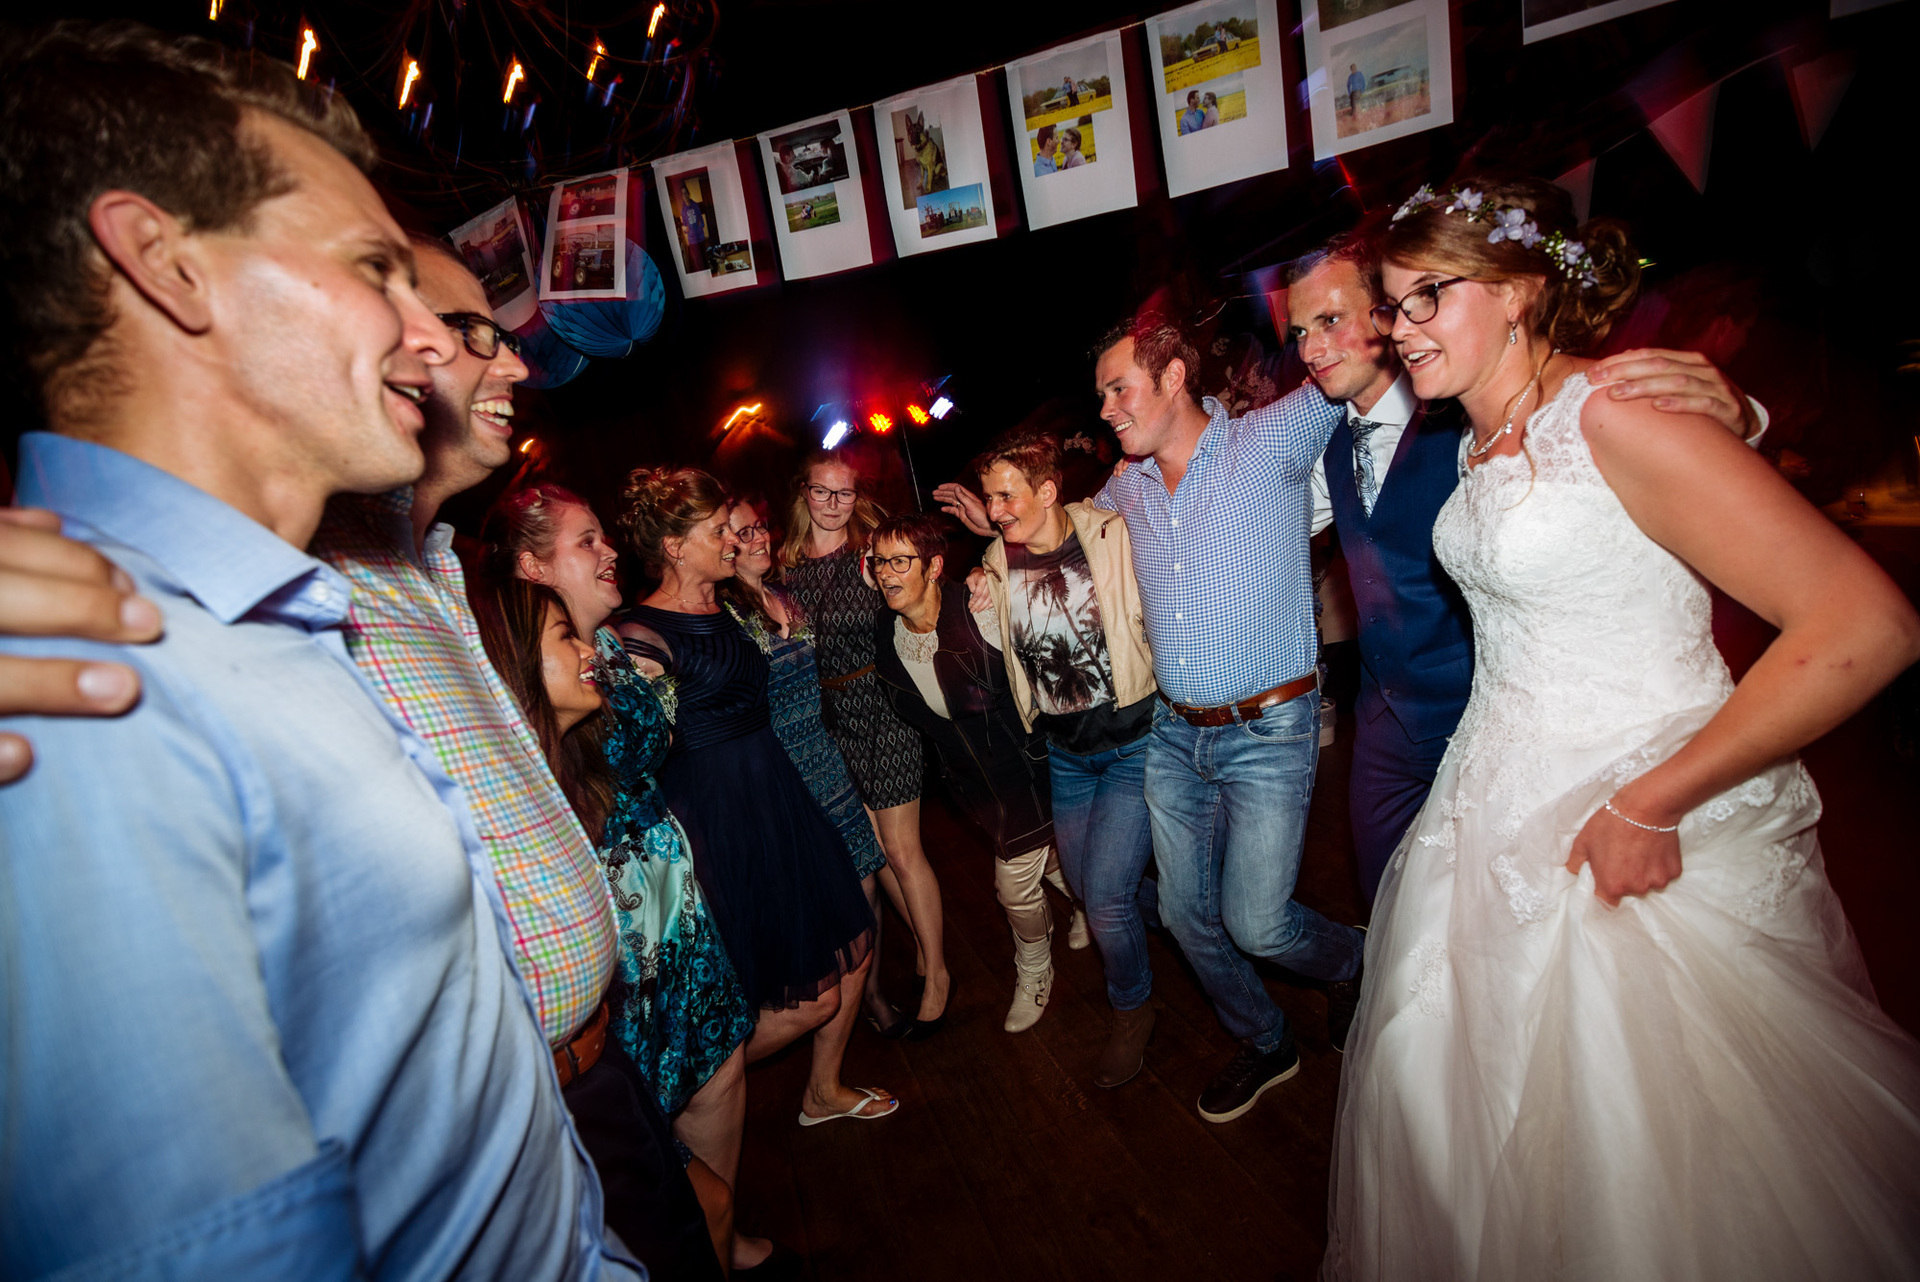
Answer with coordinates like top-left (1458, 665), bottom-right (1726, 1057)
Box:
top-left (400, 58), bottom-right (421, 107)
top-left (868, 412), bottom-right (893, 433)
top-left (929, 396), bottom-right (954, 420)
top-left (296, 27), bottom-right (318, 80)
top-left (648, 3), bottom-right (667, 37)
top-left (587, 40), bottom-right (606, 82)
top-left (823, 420), bottom-right (851, 450)
top-left (906, 404), bottom-right (930, 426)
top-left (503, 58), bottom-right (525, 103)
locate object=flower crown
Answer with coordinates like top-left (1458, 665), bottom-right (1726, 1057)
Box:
top-left (1391, 184), bottom-right (1599, 290)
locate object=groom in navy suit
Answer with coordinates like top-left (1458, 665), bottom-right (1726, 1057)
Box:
top-left (1285, 233), bottom-right (1765, 904)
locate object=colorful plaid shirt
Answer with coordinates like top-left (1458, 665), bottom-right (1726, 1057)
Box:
top-left (313, 489), bottom-right (616, 1046)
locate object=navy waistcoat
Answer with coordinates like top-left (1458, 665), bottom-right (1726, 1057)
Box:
top-left (1327, 402), bottom-right (1476, 743)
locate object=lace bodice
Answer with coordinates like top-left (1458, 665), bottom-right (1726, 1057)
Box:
top-left (1433, 374), bottom-right (1737, 836)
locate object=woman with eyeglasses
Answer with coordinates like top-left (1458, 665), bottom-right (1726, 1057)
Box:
top-left (780, 449), bottom-right (953, 1036)
top-left (722, 498), bottom-right (910, 1038)
top-left (1323, 177), bottom-right (1920, 1279)
top-left (613, 468), bottom-right (895, 1147)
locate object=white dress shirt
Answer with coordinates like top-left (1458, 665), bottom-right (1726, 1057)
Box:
top-left (1310, 371), bottom-right (1419, 536)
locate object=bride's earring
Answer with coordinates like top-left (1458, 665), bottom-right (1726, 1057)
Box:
top-left (1508, 322), bottom-right (1518, 346)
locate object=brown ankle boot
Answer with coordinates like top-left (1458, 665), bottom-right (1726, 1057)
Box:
top-left (1093, 1003), bottom-right (1156, 1088)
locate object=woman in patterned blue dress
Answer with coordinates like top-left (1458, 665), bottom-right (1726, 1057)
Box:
top-left (487, 485), bottom-right (779, 1274)
top-left (722, 500), bottom-right (909, 1037)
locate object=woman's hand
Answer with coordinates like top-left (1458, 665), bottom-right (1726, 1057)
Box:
top-left (1566, 798), bottom-right (1685, 907)
top-left (1, 508), bottom-right (164, 783)
top-left (932, 482), bottom-right (994, 538)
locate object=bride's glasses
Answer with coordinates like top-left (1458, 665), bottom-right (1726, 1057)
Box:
top-left (1370, 276), bottom-right (1468, 336)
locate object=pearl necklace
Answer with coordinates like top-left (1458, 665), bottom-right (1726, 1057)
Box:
top-left (1468, 348), bottom-right (1559, 459)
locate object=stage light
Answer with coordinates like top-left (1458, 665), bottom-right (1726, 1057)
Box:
top-left (503, 58), bottom-right (525, 104)
top-left (399, 58), bottom-right (421, 108)
top-left (208, 0), bottom-right (223, 18)
top-left (721, 402), bottom-right (763, 432)
top-left (586, 40), bottom-right (606, 82)
top-left (868, 412), bottom-right (893, 434)
top-left (823, 420), bottom-right (851, 450)
top-left (648, 3), bottom-right (667, 37)
top-left (518, 437), bottom-right (536, 454)
top-left (906, 404), bottom-right (930, 426)
top-left (929, 396), bottom-right (954, 420)
top-left (296, 27), bottom-right (318, 80)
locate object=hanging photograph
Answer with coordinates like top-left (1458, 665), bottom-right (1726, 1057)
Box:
top-left (1006, 31), bottom-right (1138, 231)
top-left (447, 196), bottom-right (539, 330)
top-left (652, 141), bottom-right (762, 298)
top-left (540, 165), bottom-right (629, 301)
top-left (767, 120), bottom-right (852, 195)
top-left (1302, 0), bottom-right (1452, 160)
top-left (918, 184), bottom-right (989, 238)
top-left (1522, 0), bottom-right (1677, 43)
top-left (1147, 0), bottom-right (1288, 197)
top-left (665, 169), bottom-right (719, 276)
top-left (873, 75), bottom-right (1000, 257)
top-left (757, 107), bottom-right (874, 280)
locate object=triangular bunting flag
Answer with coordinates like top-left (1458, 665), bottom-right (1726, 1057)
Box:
top-left (1648, 83), bottom-right (1719, 193)
top-left (1555, 159), bottom-right (1596, 223)
top-left (1789, 51), bottom-right (1855, 150)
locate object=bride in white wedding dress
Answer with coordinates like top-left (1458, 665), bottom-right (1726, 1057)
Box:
top-left (1323, 177), bottom-right (1920, 1281)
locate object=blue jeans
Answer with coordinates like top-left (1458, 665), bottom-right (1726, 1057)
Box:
top-left (1049, 733), bottom-right (1157, 1011)
top-left (1145, 692), bottom-right (1363, 1054)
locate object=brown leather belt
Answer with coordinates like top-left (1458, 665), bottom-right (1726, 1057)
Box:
top-left (818, 663), bottom-right (875, 692)
top-left (552, 1000), bottom-right (609, 1088)
top-left (1159, 673), bottom-right (1319, 728)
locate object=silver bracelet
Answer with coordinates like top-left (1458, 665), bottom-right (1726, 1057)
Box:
top-left (1602, 798), bottom-right (1681, 833)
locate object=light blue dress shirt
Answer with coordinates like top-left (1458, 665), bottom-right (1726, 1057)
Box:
top-left (1096, 386), bottom-right (1343, 706)
top-left (0, 434), bottom-right (640, 1282)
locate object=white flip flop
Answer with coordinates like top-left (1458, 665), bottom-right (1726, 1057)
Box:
top-left (797, 1086), bottom-right (899, 1127)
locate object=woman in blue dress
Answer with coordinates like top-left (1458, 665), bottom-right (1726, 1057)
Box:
top-left (721, 498), bottom-right (914, 1038)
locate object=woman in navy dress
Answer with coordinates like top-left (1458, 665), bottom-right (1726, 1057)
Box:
top-left (614, 467), bottom-right (896, 1129)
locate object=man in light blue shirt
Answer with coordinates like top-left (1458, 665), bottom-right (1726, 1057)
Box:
top-left (1179, 90), bottom-right (1206, 136)
top-left (0, 24), bottom-right (639, 1281)
top-left (1093, 315), bottom-right (1363, 1125)
top-left (1345, 64), bottom-right (1367, 118)
top-left (1033, 124), bottom-right (1058, 176)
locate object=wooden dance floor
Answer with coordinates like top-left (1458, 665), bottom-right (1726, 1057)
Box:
top-left (736, 688), bottom-right (1920, 1282)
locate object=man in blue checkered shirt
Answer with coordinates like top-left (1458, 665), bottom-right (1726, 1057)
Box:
top-left (1092, 315), bottom-right (1364, 1124)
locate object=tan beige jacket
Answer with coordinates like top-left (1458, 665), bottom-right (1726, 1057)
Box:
top-left (979, 501), bottom-right (1157, 733)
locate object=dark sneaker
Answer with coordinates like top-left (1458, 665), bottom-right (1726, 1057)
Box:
top-left (1328, 927), bottom-right (1367, 1054)
top-left (1196, 1033), bottom-right (1300, 1123)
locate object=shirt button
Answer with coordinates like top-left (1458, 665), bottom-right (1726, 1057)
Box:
top-left (1173, 563), bottom-right (1182, 572)
top-left (1175, 613), bottom-right (1183, 621)
top-left (1170, 517), bottom-right (1179, 527)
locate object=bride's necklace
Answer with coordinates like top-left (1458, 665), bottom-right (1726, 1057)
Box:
top-left (1468, 348), bottom-right (1559, 459)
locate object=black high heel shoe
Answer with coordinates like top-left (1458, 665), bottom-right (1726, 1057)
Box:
top-left (864, 1001), bottom-right (915, 1040)
top-left (902, 980), bottom-right (950, 1042)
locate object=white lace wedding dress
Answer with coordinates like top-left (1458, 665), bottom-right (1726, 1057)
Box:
top-left (1323, 374), bottom-right (1920, 1280)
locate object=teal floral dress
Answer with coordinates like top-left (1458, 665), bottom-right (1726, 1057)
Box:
top-left (593, 627), bottom-right (755, 1115)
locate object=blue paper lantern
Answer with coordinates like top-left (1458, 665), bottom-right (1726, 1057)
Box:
top-left (511, 308), bottom-right (592, 389)
top-left (540, 242), bottom-right (666, 360)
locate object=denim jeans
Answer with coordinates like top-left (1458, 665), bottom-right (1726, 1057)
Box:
top-left (1145, 692), bottom-right (1362, 1054)
top-left (1049, 732), bottom-right (1157, 1011)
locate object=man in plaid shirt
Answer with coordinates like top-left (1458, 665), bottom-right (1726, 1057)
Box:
top-left (311, 241), bottom-right (722, 1280)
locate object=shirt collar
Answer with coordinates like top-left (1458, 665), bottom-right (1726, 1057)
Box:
top-left (14, 432), bottom-right (352, 629)
top-left (1131, 397), bottom-right (1232, 480)
top-left (1348, 370), bottom-right (1417, 429)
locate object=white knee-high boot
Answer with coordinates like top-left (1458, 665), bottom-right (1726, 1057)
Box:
top-left (996, 845), bottom-right (1055, 1033)
top-left (1042, 851), bottom-right (1090, 951)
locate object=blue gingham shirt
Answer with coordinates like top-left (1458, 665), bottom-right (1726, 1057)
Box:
top-left (1096, 386), bottom-right (1343, 706)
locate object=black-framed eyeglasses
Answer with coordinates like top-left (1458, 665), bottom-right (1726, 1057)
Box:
top-left (438, 312), bottom-right (524, 360)
top-left (864, 553), bottom-right (924, 574)
top-left (806, 484), bottom-right (858, 506)
top-left (731, 522), bottom-right (769, 543)
top-left (1369, 277), bottom-right (1468, 336)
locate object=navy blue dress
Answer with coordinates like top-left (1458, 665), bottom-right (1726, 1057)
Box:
top-left (622, 604), bottom-right (873, 1010)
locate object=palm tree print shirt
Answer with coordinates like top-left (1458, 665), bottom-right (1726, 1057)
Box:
top-left (1006, 533), bottom-right (1152, 755)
